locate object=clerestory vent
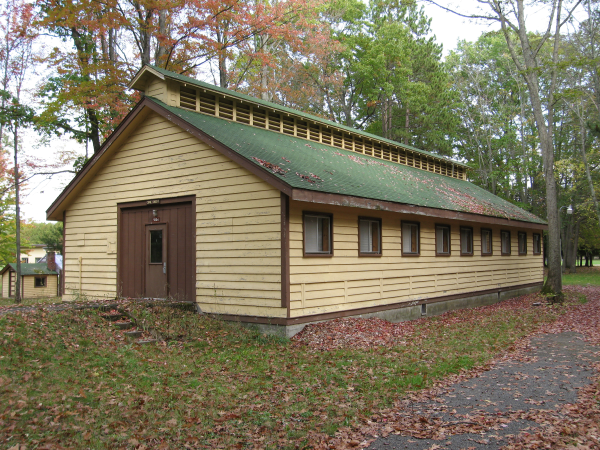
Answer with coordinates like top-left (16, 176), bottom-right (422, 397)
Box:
top-left (179, 86), bottom-right (197, 111)
top-left (178, 85), bottom-right (465, 180)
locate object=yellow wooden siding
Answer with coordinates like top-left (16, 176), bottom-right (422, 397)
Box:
top-left (146, 78), bottom-right (167, 103)
top-left (289, 201), bottom-right (544, 317)
top-left (63, 111), bottom-right (285, 318)
top-left (22, 275), bottom-right (58, 299)
top-left (2, 271), bottom-right (10, 297)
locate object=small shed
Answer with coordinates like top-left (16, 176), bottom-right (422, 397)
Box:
top-left (1, 254), bottom-right (60, 299)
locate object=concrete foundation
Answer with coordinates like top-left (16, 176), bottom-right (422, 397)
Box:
top-left (233, 284), bottom-right (541, 339)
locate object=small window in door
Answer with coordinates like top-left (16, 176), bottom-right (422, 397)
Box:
top-left (150, 230), bottom-right (163, 263)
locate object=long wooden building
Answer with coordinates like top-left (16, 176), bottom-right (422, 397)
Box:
top-left (47, 65), bottom-right (546, 336)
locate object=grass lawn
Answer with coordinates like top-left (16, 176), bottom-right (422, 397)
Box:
top-left (562, 267), bottom-right (600, 286)
top-left (0, 293), bottom-right (580, 449)
top-left (0, 296), bottom-right (63, 307)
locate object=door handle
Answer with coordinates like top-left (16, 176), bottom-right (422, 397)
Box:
top-left (163, 262), bottom-right (167, 274)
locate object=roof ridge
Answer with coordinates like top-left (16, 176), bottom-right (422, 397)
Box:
top-left (138, 65), bottom-right (468, 168)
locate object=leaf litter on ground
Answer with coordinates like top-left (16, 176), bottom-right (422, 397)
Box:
top-left (0, 286), bottom-right (599, 449)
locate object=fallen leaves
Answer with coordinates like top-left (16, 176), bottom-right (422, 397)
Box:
top-left (1, 286), bottom-right (599, 449)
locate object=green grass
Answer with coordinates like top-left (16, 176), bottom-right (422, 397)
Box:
top-left (0, 296), bottom-right (63, 307)
top-left (562, 268), bottom-right (600, 286)
top-left (0, 295), bottom-right (573, 449)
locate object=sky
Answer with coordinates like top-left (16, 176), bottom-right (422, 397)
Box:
top-left (21, 0), bottom-right (584, 223)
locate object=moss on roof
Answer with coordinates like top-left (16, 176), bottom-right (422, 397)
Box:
top-left (145, 65), bottom-right (468, 168)
top-left (150, 97), bottom-right (545, 225)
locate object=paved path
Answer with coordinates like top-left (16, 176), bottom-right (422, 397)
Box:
top-left (368, 332), bottom-right (599, 449)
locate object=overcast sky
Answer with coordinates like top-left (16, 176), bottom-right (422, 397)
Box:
top-left (22, 0), bottom-right (586, 223)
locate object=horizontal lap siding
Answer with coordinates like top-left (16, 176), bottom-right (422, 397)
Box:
top-left (2, 271), bottom-right (9, 297)
top-left (64, 112), bottom-right (284, 318)
top-left (289, 201), bottom-right (543, 317)
top-left (22, 276), bottom-right (58, 299)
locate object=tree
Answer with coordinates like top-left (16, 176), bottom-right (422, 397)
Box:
top-left (0, 0), bottom-right (37, 303)
top-left (448, 32), bottom-right (545, 213)
top-left (292, 0), bottom-right (457, 154)
top-left (0, 148), bottom-right (15, 266)
top-left (21, 221), bottom-right (63, 253)
top-left (429, 0), bottom-right (583, 298)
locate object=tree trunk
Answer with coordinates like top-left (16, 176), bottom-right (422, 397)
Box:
top-left (155, 10), bottom-right (169, 66)
top-left (569, 220), bottom-right (580, 273)
top-left (404, 107), bottom-right (409, 145)
top-left (381, 97), bottom-right (393, 139)
top-left (579, 115), bottom-right (600, 227)
top-left (86, 107), bottom-right (101, 154)
top-left (14, 125), bottom-right (20, 304)
top-left (492, 0), bottom-right (564, 298)
top-left (71, 27), bottom-right (102, 154)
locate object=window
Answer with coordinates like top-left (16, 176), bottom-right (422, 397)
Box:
top-left (34, 276), bottom-right (46, 288)
top-left (435, 225), bottom-right (451, 256)
top-left (401, 221), bottom-right (420, 256)
top-left (304, 212), bottom-right (333, 255)
top-left (359, 217), bottom-right (382, 256)
top-left (21, 257), bottom-right (28, 263)
top-left (460, 227), bottom-right (473, 256)
top-left (501, 230), bottom-right (511, 255)
top-left (518, 232), bottom-right (527, 255)
top-left (150, 229), bottom-right (163, 263)
top-left (481, 228), bottom-right (493, 256)
top-left (35, 257), bottom-right (42, 263)
top-left (533, 233), bottom-right (542, 255)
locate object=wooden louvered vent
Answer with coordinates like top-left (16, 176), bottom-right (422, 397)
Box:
top-left (179, 86), bottom-right (465, 180)
top-left (179, 86), bottom-right (197, 111)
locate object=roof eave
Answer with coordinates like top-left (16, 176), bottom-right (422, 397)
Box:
top-left (290, 188), bottom-right (548, 230)
top-left (46, 98), bottom-right (156, 220)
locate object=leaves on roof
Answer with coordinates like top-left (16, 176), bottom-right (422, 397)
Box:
top-left (251, 157), bottom-right (287, 175)
top-left (153, 98), bottom-right (545, 225)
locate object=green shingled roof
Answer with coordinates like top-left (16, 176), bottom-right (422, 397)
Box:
top-left (4, 263), bottom-right (57, 276)
top-left (150, 97), bottom-right (545, 225)
top-left (144, 65), bottom-right (468, 168)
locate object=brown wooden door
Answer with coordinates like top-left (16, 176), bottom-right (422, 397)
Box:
top-left (118, 198), bottom-right (195, 300)
top-left (146, 224), bottom-right (168, 298)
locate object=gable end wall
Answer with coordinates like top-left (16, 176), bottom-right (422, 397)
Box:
top-left (62, 111), bottom-right (285, 318)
